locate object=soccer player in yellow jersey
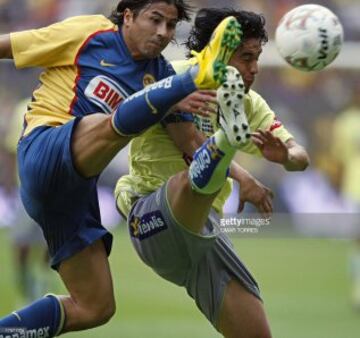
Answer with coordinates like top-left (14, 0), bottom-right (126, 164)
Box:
top-left (0, 1), bottom-right (245, 336)
top-left (115, 8), bottom-right (310, 338)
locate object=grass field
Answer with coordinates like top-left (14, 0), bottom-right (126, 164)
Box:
top-left (1, 228), bottom-right (359, 338)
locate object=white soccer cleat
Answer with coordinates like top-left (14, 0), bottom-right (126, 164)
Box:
top-left (217, 66), bottom-right (250, 147)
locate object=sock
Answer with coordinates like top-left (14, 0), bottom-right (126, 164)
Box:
top-left (189, 129), bottom-right (236, 194)
top-left (112, 71), bottom-right (197, 135)
top-left (0, 294), bottom-right (65, 337)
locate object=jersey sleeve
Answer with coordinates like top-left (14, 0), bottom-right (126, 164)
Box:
top-left (10, 15), bottom-right (114, 68)
top-left (249, 91), bottom-right (293, 143)
top-left (4, 99), bottom-right (29, 154)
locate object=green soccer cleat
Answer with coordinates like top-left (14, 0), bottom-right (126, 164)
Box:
top-left (190, 16), bottom-right (242, 89)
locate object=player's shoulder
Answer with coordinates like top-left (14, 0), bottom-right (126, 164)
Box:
top-left (61, 14), bottom-right (113, 25)
top-left (59, 15), bottom-right (116, 34)
top-left (245, 89), bottom-right (271, 113)
top-left (246, 89), bottom-right (265, 103)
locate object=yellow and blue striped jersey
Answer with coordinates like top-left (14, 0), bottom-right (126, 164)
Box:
top-left (10, 15), bottom-right (174, 137)
top-left (115, 60), bottom-right (294, 217)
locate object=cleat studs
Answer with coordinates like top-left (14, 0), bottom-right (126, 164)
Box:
top-left (231, 84), bottom-right (236, 89)
top-left (242, 123), bottom-right (248, 130)
top-left (224, 93), bottom-right (230, 98)
top-left (226, 100), bottom-right (232, 106)
top-left (236, 136), bottom-right (242, 142)
top-left (233, 125), bottom-right (239, 133)
top-left (237, 94), bottom-right (243, 99)
top-left (246, 133), bottom-right (251, 139)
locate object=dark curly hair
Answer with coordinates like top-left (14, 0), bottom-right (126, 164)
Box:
top-left (185, 8), bottom-right (268, 57)
top-left (109, 0), bottom-right (192, 25)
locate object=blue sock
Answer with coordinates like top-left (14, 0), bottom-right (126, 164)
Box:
top-left (112, 71), bottom-right (196, 135)
top-left (0, 294), bottom-right (65, 337)
top-left (189, 130), bottom-right (236, 194)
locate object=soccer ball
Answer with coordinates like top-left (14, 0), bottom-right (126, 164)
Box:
top-left (275, 4), bottom-right (344, 72)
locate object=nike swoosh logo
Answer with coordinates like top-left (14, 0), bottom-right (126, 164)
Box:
top-left (145, 92), bottom-right (158, 114)
top-left (100, 59), bottom-right (116, 67)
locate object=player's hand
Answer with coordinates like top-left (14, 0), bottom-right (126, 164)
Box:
top-left (174, 90), bottom-right (217, 117)
top-left (251, 129), bottom-right (289, 164)
top-left (238, 175), bottom-right (274, 217)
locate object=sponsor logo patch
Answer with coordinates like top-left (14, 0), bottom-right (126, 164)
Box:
top-left (85, 75), bottom-right (128, 114)
top-left (129, 211), bottom-right (167, 240)
top-left (0, 326), bottom-right (50, 338)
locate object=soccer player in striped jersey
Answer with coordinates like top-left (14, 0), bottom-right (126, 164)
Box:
top-left (0, 1), bottom-right (244, 336)
top-left (115, 8), bottom-right (310, 338)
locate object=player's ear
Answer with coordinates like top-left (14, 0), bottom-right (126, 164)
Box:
top-left (123, 8), bottom-right (134, 26)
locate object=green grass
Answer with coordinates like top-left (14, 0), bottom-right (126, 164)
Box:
top-left (1, 228), bottom-right (359, 338)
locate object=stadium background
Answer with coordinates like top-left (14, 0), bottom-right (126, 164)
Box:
top-left (0, 0), bottom-right (359, 337)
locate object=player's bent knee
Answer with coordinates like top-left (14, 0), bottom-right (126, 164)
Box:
top-left (86, 299), bottom-right (116, 326)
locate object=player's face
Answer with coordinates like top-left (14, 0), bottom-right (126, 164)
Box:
top-left (122, 2), bottom-right (178, 60)
top-left (229, 38), bottom-right (262, 93)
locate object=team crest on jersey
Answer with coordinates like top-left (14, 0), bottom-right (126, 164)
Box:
top-left (129, 210), bottom-right (167, 240)
top-left (85, 75), bottom-right (129, 114)
top-left (143, 73), bottom-right (156, 87)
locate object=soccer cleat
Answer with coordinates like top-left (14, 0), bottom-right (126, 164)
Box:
top-left (217, 66), bottom-right (250, 147)
top-left (190, 16), bottom-right (242, 89)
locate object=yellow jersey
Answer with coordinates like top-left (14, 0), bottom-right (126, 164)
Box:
top-left (115, 60), bottom-right (293, 217)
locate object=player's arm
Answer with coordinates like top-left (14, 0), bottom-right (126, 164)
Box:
top-left (172, 90), bottom-right (217, 117)
top-left (251, 130), bottom-right (310, 171)
top-left (283, 138), bottom-right (310, 171)
top-left (249, 93), bottom-right (310, 171)
top-left (165, 120), bottom-right (205, 158)
top-left (229, 161), bottom-right (273, 215)
top-left (0, 34), bottom-right (13, 59)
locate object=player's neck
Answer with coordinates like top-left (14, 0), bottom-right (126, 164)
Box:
top-left (121, 26), bottom-right (144, 61)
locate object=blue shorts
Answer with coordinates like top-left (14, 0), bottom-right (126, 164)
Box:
top-left (17, 118), bottom-right (113, 270)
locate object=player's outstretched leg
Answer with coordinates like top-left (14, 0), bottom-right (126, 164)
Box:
top-left (111, 16), bottom-right (243, 136)
top-left (167, 66), bottom-right (249, 232)
top-left (190, 66), bottom-right (249, 195)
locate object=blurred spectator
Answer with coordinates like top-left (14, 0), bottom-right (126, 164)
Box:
top-left (331, 82), bottom-right (360, 206)
top-left (2, 98), bottom-right (58, 303)
top-left (331, 82), bottom-right (360, 310)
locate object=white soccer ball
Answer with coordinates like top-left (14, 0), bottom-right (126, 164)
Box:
top-left (275, 4), bottom-right (344, 72)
